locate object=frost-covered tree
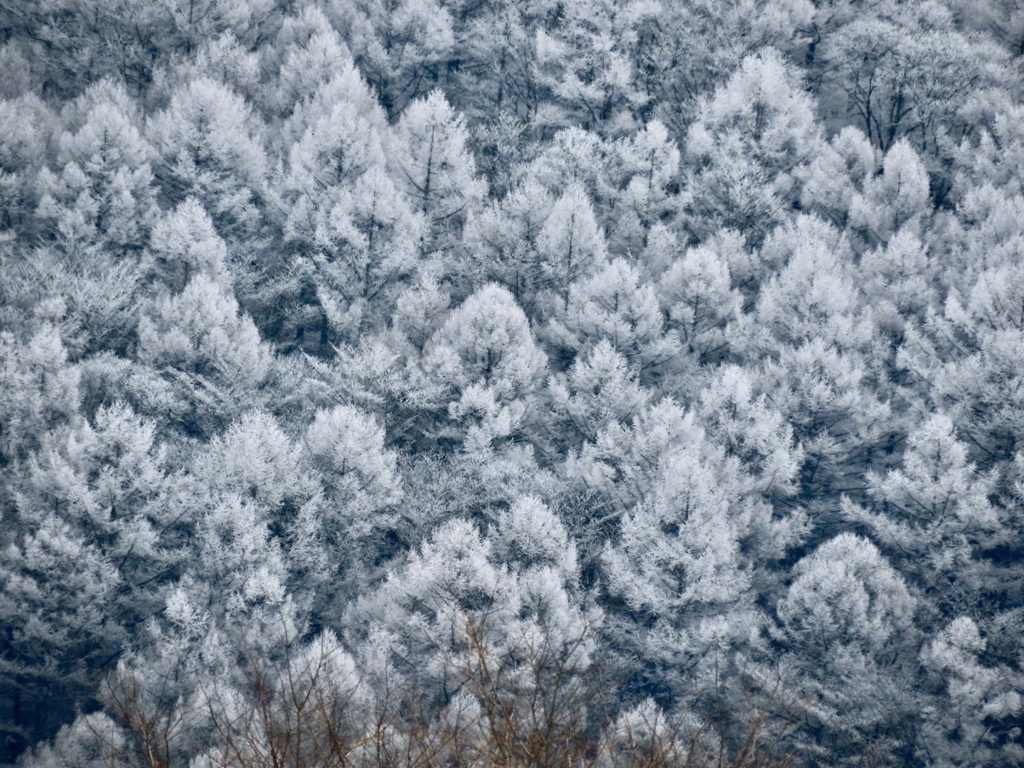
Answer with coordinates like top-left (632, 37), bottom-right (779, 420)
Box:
top-left (0, 513), bottom-right (121, 758)
top-left (633, 0), bottom-right (816, 138)
top-left (391, 89), bottom-right (485, 255)
top-left (453, 4), bottom-right (541, 125)
top-left (282, 61), bottom-right (390, 247)
top-left (900, 214), bottom-right (1024, 465)
top-left (330, 0), bottom-right (456, 116)
top-left (532, 0), bottom-right (651, 134)
top-left (819, 5), bottom-right (1009, 166)
top-left (743, 215), bottom-right (872, 356)
top-left (0, 326), bottom-right (82, 470)
top-left (565, 398), bottom-right (699, 527)
top-left (918, 616), bottom-right (1024, 767)
top-left (849, 139), bottom-right (931, 245)
top-left (774, 534), bottom-right (919, 763)
top-left (0, 400), bottom-right (177, 759)
top-left (36, 80), bottom-right (156, 256)
top-left (798, 125), bottom-right (877, 228)
top-left (418, 284), bottom-right (547, 453)
top-left (135, 274), bottom-right (272, 435)
top-left (461, 179), bottom-right (553, 308)
top-left (550, 257), bottom-right (679, 381)
top-left (759, 338), bottom-right (893, 512)
top-left (846, 413), bottom-right (1006, 619)
top-left (264, 6), bottom-right (354, 116)
top-left (684, 49), bottom-right (823, 245)
top-left (143, 197), bottom-right (230, 294)
top-left (536, 183), bottom-right (608, 317)
top-left (148, 77), bottom-right (271, 242)
top-left (656, 235), bottom-right (742, 367)
top-left (603, 424), bottom-right (803, 712)
top-left (859, 228), bottom-right (937, 340)
top-left (346, 500), bottom-right (596, 753)
top-left (544, 339), bottom-right (651, 452)
top-left (602, 442), bottom-right (757, 695)
top-left (0, 94), bottom-right (53, 237)
top-left (302, 404), bottom-right (403, 613)
top-left (607, 119), bottom-right (681, 253)
top-left (697, 365), bottom-right (803, 499)
top-left (283, 59), bottom-right (422, 345)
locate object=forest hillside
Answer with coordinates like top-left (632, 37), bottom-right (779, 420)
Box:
top-left (2, 1), bottom-right (1024, 766)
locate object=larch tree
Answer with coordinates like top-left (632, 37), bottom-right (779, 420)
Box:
top-left (953, 101), bottom-right (1024, 201)
top-left (845, 412), bottom-right (1006, 621)
top-left (0, 326), bottom-right (82, 472)
top-left (697, 364), bottom-right (804, 500)
top-left (900, 219), bottom-right (1024, 466)
top-left (143, 197), bottom-right (231, 295)
top-left (302, 403), bottom-right (404, 618)
top-left (0, 402), bottom-right (179, 755)
top-left (918, 616), bottom-right (1024, 767)
top-left (283, 57), bottom-right (422, 346)
top-left (536, 182), bottom-right (608, 320)
top-left (391, 88), bottom-right (486, 256)
top-left (146, 0), bottom-right (278, 58)
top-left (345, 504), bottom-right (596, 758)
top-left (849, 138), bottom-right (931, 246)
top-left (774, 533), bottom-right (919, 764)
top-left (461, 179), bottom-right (553, 310)
top-left (525, 126), bottom-right (616, 220)
top-left (147, 77), bottom-right (272, 244)
top-left (602, 427), bottom-right (802, 714)
top-left (532, 0), bottom-right (651, 135)
top-left (606, 119), bottom-right (681, 254)
top-left (858, 228), bottom-right (937, 343)
top-left (544, 338), bottom-right (651, 454)
top-left (330, 0), bottom-right (456, 116)
top-left (565, 398), bottom-right (702, 530)
top-left (797, 125), bottom-right (877, 229)
top-left (743, 215), bottom-right (871, 357)
top-left (264, 6), bottom-right (355, 117)
top-left (418, 283), bottom-right (548, 454)
top-left (549, 257), bottom-right (679, 383)
top-left (0, 94), bottom-right (53, 237)
top-left (36, 80), bottom-right (157, 257)
top-left (630, 0), bottom-right (816, 140)
top-left (683, 48), bottom-right (824, 245)
top-left (28, 82), bottom-right (156, 356)
top-left (134, 273), bottom-right (273, 437)
top-left (453, 3), bottom-right (543, 127)
top-left (655, 234), bottom-right (743, 368)
top-left (0, 512), bottom-right (121, 759)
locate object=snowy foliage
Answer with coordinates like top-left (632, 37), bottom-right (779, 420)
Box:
top-left (2, 3), bottom-right (1024, 766)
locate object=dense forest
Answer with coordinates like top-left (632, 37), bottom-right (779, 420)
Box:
top-left (2, 0), bottom-right (1024, 765)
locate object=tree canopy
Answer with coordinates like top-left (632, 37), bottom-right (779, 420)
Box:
top-left (2, 2), bottom-right (1024, 766)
